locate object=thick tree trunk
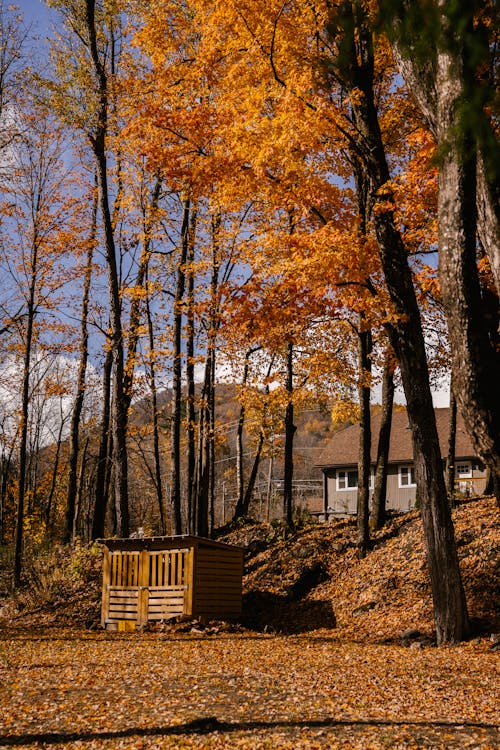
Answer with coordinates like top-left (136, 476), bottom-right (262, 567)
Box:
top-left (435, 26), bottom-right (500, 479)
top-left (389, 2), bottom-right (500, 478)
top-left (356, 319), bottom-right (371, 557)
top-left (370, 360), bottom-right (394, 531)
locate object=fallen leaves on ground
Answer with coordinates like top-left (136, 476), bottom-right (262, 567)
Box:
top-left (0, 632), bottom-right (499, 749)
top-left (0, 496), bottom-right (498, 748)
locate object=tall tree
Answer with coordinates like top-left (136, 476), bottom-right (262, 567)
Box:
top-left (386, 0), bottom-right (500, 482)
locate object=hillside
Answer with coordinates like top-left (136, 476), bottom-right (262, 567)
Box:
top-left (1, 495), bottom-right (498, 644)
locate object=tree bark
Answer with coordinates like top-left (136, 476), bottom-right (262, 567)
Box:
top-left (370, 359), bottom-right (394, 531)
top-left (85, 0), bottom-right (128, 537)
top-left (91, 344), bottom-right (113, 539)
top-left (64, 184), bottom-right (96, 544)
top-left (283, 340), bottom-right (296, 528)
top-left (435, 12), bottom-right (500, 478)
top-left (356, 319), bottom-right (371, 557)
top-left (332, 0), bottom-right (469, 642)
top-left (186, 206), bottom-right (197, 534)
top-left (146, 280), bottom-right (166, 534)
top-left (446, 380), bottom-right (457, 501)
top-left (389, 1), bottom-right (500, 478)
top-left (170, 198), bottom-right (190, 535)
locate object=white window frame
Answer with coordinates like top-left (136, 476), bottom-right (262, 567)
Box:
top-left (337, 469), bottom-right (358, 491)
top-left (399, 465), bottom-right (416, 488)
top-left (456, 461), bottom-right (472, 478)
top-left (337, 469), bottom-right (374, 491)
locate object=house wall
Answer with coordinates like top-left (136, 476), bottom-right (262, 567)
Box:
top-left (322, 461), bottom-right (488, 518)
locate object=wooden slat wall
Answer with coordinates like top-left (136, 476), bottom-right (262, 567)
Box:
top-left (192, 545), bottom-right (243, 619)
top-left (102, 548), bottom-right (189, 626)
top-left (101, 543), bottom-right (243, 627)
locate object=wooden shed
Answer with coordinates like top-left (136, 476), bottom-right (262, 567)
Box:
top-left (100, 535), bottom-right (244, 629)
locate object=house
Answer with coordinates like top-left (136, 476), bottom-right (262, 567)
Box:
top-left (315, 407), bottom-right (487, 518)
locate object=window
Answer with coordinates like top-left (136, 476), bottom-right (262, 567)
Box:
top-left (337, 470), bottom-right (374, 491)
top-left (337, 470), bottom-right (358, 490)
top-left (399, 466), bottom-right (416, 487)
top-left (456, 462), bottom-right (472, 478)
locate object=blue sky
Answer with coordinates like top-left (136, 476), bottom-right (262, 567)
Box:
top-left (17, 0), bottom-right (55, 41)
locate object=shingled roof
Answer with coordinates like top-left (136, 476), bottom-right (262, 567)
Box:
top-left (316, 407), bottom-right (478, 468)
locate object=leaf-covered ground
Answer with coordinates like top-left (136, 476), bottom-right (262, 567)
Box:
top-left (0, 496), bottom-right (499, 748)
top-left (1, 631), bottom-right (499, 749)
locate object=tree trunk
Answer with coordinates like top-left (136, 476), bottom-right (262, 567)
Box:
top-left (85, 0), bottom-right (128, 537)
top-left (357, 318), bottom-right (371, 557)
top-left (146, 281), bottom-right (166, 534)
top-left (334, 1), bottom-right (469, 642)
top-left (186, 206), bottom-right (197, 534)
top-left (64, 184), bottom-right (96, 544)
top-left (370, 359), bottom-right (394, 531)
top-left (170, 198), bottom-right (190, 535)
top-left (389, 1), bottom-right (500, 478)
top-left (283, 341), bottom-right (296, 528)
top-left (91, 344), bottom-right (113, 539)
top-left (13, 249), bottom-right (37, 588)
top-left (435, 14), bottom-right (500, 479)
top-left (234, 352), bottom-right (251, 519)
top-left (446, 380), bottom-right (457, 501)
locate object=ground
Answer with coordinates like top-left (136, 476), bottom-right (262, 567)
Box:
top-left (0, 496), bottom-right (499, 749)
top-left (0, 631), bottom-right (499, 749)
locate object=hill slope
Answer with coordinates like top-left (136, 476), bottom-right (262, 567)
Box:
top-left (0, 496), bottom-right (498, 643)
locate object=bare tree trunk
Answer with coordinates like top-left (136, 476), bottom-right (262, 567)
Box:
top-left (283, 341), bottom-right (296, 528)
top-left (84, 0), bottom-right (128, 537)
top-left (14, 241), bottom-right (37, 588)
top-left (186, 206), bottom-right (197, 534)
top-left (170, 198), bottom-right (190, 534)
top-left (91, 345), bottom-right (113, 539)
top-left (357, 318), bottom-right (371, 557)
top-left (145, 280), bottom-right (166, 534)
top-left (45, 416), bottom-right (64, 535)
top-left (446, 378), bottom-right (457, 501)
top-left (370, 359), bottom-right (394, 531)
top-left (435, 13), bottom-right (500, 479)
top-left (64, 184), bottom-right (96, 543)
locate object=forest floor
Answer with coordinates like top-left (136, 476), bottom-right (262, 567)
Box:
top-left (0, 495), bottom-right (499, 749)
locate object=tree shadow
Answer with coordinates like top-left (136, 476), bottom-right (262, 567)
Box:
top-left (0, 715), bottom-right (498, 747)
top-left (242, 590), bottom-right (336, 633)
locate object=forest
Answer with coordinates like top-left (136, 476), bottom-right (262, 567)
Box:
top-left (0, 0), bottom-right (498, 656)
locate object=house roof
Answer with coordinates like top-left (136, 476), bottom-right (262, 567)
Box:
top-left (315, 407), bottom-right (479, 468)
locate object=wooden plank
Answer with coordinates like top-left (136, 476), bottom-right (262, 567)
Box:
top-left (185, 546), bottom-right (194, 616)
top-left (101, 551), bottom-right (111, 628)
top-left (139, 549), bottom-right (150, 626)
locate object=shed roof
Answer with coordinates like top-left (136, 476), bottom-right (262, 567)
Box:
top-left (316, 407), bottom-right (478, 469)
top-left (100, 534), bottom-right (243, 552)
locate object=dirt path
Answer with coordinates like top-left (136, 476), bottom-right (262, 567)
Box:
top-left (0, 630), bottom-right (498, 749)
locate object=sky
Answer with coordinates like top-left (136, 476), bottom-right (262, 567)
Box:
top-left (17, 0), bottom-right (55, 48)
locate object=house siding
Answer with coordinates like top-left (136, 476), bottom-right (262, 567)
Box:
top-left (322, 461), bottom-right (487, 519)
